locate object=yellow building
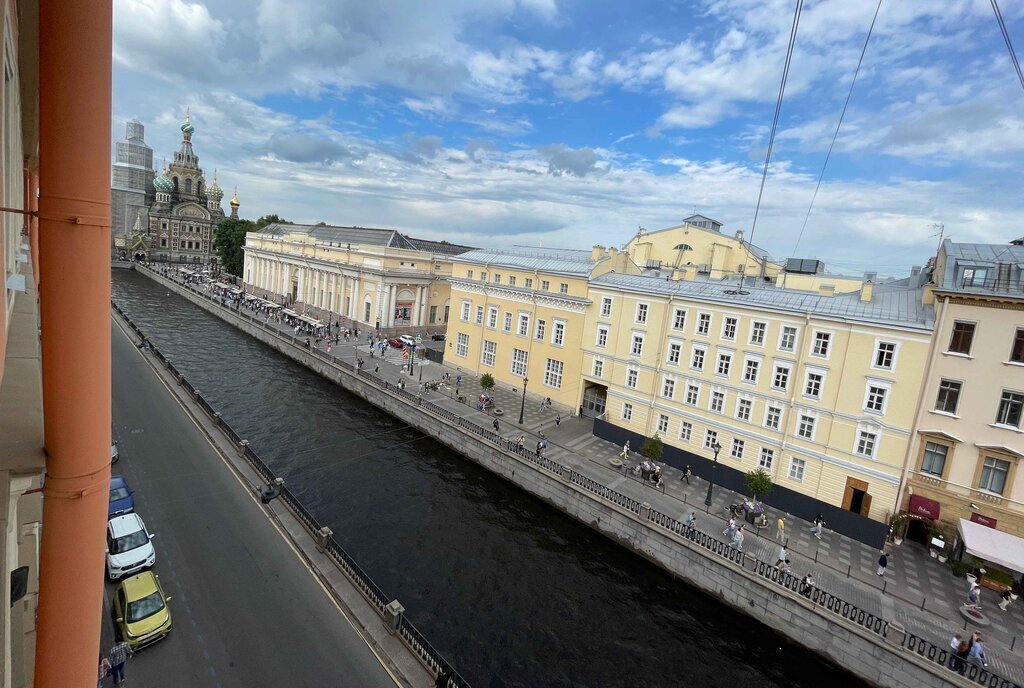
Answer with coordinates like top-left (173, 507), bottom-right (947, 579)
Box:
top-left (446, 245), bottom-right (638, 407)
top-left (242, 223), bottom-right (473, 331)
top-left (902, 240), bottom-right (1024, 539)
top-left (582, 269), bottom-right (932, 524)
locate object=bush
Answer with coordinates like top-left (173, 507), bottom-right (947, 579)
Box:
top-left (986, 568), bottom-right (1015, 587)
top-left (744, 469), bottom-right (774, 501)
top-left (949, 560), bottom-right (972, 578)
top-left (479, 373), bottom-right (495, 390)
top-left (640, 434), bottom-right (663, 461)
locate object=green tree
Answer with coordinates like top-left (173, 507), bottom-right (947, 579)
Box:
top-left (641, 434), bottom-right (663, 461)
top-left (744, 469), bottom-right (774, 502)
top-left (213, 214), bottom-right (289, 277)
top-left (479, 373), bottom-right (495, 390)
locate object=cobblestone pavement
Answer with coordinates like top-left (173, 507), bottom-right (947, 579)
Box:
top-left (159, 272), bottom-right (1024, 680)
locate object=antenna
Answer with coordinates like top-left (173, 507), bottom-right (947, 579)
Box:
top-left (930, 222), bottom-right (946, 253)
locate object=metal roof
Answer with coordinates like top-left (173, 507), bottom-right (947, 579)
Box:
top-left (451, 246), bottom-right (596, 276)
top-left (591, 272), bottom-right (932, 329)
top-left (943, 241), bottom-right (1024, 266)
top-left (258, 223), bottom-right (416, 249)
top-left (403, 236), bottom-right (477, 256)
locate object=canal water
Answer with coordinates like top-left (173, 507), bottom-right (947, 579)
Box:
top-left (112, 269), bottom-right (862, 688)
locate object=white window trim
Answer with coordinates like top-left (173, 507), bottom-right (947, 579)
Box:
top-left (634, 302), bottom-right (650, 324)
top-left (696, 311), bottom-right (713, 336)
top-left (863, 379), bottom-right (892, 416)
top-left (788, 456), bottom-right (806, 483)
top-left (763, 404), bottom-right (784, 430)
top-left (661, 375), bottom-right (677, 400)
top-left (625, 366), bottom-right (639, 389)
top-left (550, 318), bottom-right (566, 347)
top-left (853, 425), bottom-right (880, 459)
top-left (772, 361), bottom-right (792, 392)
top-left (630, 331), bottom-right (645, 357)
top-left (810, 328), bottom-right (835, 360)
top-left (871, 339), bottom-right (900, 372)
top-left (685, 383), bottom-right (701, 406)
top-left (749, 320), bottom-right (768, 346)
top-left (657, 414), bottom-right (670, 434)
top-left (691, 343), bottom-right (708, 372)
top-left (621, 402), bottom-right (633, 421)
top-left (742, 355), bottom-right (762, 384)
top-left (666, 338), bottom-right (684, 366)
top-left (796, 411), bottom-right (818, 441)
top-left (672, 307), bottom-right (687, 331)
top-left (709, 388), bottom-right (727, 414)
top-left (600, 296), bottom-right (613, 318)
top-left (778, 324), bottom-right (799, 353)
top-left (721, 316), bottom-right (738, 341)
top-left (803, 366), bottom-right (827, 401)
top-left (596, 324), bottom-right (609, 348)
top-left (487, 306), bottom-right (498, 329)
top-left (592, 357), bottom-right (604, 378)
top-left (735, 395), bottom-right (754, 422)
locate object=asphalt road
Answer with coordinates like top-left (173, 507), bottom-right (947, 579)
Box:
top-left (104, 319), bottom-right (400, 687)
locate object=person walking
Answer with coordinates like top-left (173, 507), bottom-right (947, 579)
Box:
top-left (538, 398), bottom-right (546, 412)
top-left (723, 516), bottom-right (736, 539)
top-left (950, 634), bottom-right (966, 673)
top-left (492, 418), bottom-right (500, 433)
top-left (967, 582), bottom-right (982, 610)
top-left (108, 641), bottom-right (133, 685)
top-left (731, 524), bottom-right (745, 551)
top-left (684, 512), bottom-right (697, 537)
top-left (374, 363), bottom-right (380, 373)
top-left (810, 514), bottom-right (825, 540)
top-left (967, 635), bottom-right (987, 669)
top-left (877, 551), bottom-right (889, 577)
top-left (516, 435), bottom-right (525, 452)
top-left (999, 588), bottom-right (1015, 611)
top-left (776, 516), bottom-right (786, 541)
top-left (555, 414), bottom-right (561, 428)
top-left (620, 441), bottom-right (630, 460)
top-left (98, 653), bottom-right (112, 688)
top-left (681, 464), bottom-right (692, 484)
top-left (775, 544), bottom-right (788, 567)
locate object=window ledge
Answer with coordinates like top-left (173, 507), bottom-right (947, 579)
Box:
top-left (929, 409), bottom-right (960, 420)
top-left (942, 351), bottom-right (973, 360)
top-left (1003, 361), bottom-right (1024, 368)
top-left (988, 423), bottom-right (1023, 434)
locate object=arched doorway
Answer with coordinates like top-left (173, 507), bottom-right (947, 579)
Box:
top-left (395, 288), bottom-right (415, 325)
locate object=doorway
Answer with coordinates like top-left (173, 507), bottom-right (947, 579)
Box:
top-left (581, 383), bottom-right (607, 418)
top-left (841, 477), bottom-right (872, 517)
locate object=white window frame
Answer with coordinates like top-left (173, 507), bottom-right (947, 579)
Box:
top-left (679, 421), bottom-right (692, 442)
top-left (661, 376), bottom-right (676, 399)
top-left (559, 283), bottom-right (569, 294)
top-left (481, 340), bottom-right (496, 367)
top-left (797, 413), bottom-right (817, 440)
top-left (456, 332), bottom-right (470, 357)
top-left (487, 306), bottom-right (498, 329)
top-left (544, 358), bottom-right (564, 389)
top-left (511, 348), bottom-right (529, 377)
top-left (551, 319), bottom-right (565, 346)
top-left (696, 312), bottom-right (712, 336)
top-left (710, 389), bottom-right (726, 414)
top-left (596, 324), bottom-right (609, 348)
top-left (621, 402), bottom-right (633, 421)
top-left (772, 362), bottom-right (792, 392)
top-left (460, 300), bottom-right (471, 321)
top-left (863, 380), bottom-right (891, 415)
top-left (685, 383), bottom-right (700, 406)
top-left (855, 427), bottom-right (878, 458)
top-left (788, 457), bottom-right (806, 482)
top-left (779, 325), bottom-right (798, 353)
top-left (742, 356), bottom-right (760, 384)
top-left (804, 369), bottom-right (825, 400)
top-left (592, 358), bottom-right (604, 378)
top-left (667, 340), bottom-right (682, 366)
top-left (625, 367), bottom-right (639, 389)
top-left (635, 302), bottom-right (649, 324)
top-left (730, 438), bottom-right (745, 460)
top-left (722, 316), bottom-right (738, 341)
top-left (691, 344), bottom-right (707, 372)
top-left (811, 329), bottom-right (833, 359)
top-left (873, 340), bottom-right (898, 371)
top-left (475, 305), bottom-right (484, 325)
top-left (736, 397), bottom-right (753, 422)
top-left (716, 352), bottom-right (732, 377)
top-left (759, 447), bottom-right (775, 470)
top-left (600, 296), bottom-right (613, 317)
top-left (704, 429), bottom-right (719, 449)
top-left (517, 313), bottom-right (530, 337)
top-left (764, 404), bottom-right (783, 430)
top-left (631, 332), bottom-right (644, 356)
top-left (672, 308), bottom-right (687, 330)
top-left (749, 321), bottom-right (767, 346)
top-left (535, 318), bottom-right (546, 341)
top-left (503, 312), bottom-right (512, 332)
top-left (657, 414), bottom-right (670, 434)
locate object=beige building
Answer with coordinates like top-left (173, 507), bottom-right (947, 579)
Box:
top-left (903, 240), bottom-right (1024, 539)
top-left (242, 223), bottom-right (473, 331)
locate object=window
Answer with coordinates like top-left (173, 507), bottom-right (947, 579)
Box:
top-left (494, 273), bottom-right (501, 284)
top-left (631, 334), bottom-right (644, 356)
top-left (503, 312), bottom-right (512, 332)
top-left (743, 359), bottom-right (760, 383)
top-left (722, 317), bottom-right (737, 340)
top-left (541, 280), bottom-right (550, 291)
top-left (559, 283), bottom-right (569, 294)
top-left (1012, 329), bottom-right (1024, 363)
top-left (704, 430), bottom-right (719, 449)
top-left (592, 359), bottom-right (604, 378)
top-left (697, 313), bottom-right (711, 336)
top-left (657, 414), bottom-right (670, 434)
top-left (949, 321), bottom-right (975, 355)
top-left (788, 457), bottom-right (806, 482)
top-left (921, 442), bottom-right (948, 477)
top-left (621, 403), bottom-right (633, 421)
top-left (667, 342), bottom-right (682, 365)
top-left (979, 456), bottom-right (1010, 495)
top-left (996, 390), bottom-right (1024, 428)
top-left (691, 347), bottom-right (706, 371)
top-left (710, 391), bottom-right (725, 413)
top-left (679, 422), bottom-right (692, 442)
top-left (662, 377), bottom-right (676, 399)
top-left (535, 319), bottom-right (546, 341)
top-left (596, 325), bottom-right (609, 348)
top-left (765, 405), bottom-right (782, 430)
top-left (626, 368), bottom-right (639, 388)
top-left (812, 331), bottom-right (831, 357)
top-left (865, 385), bottom-right (887, 413)
top-left (963, 267), bottom-right (989, 287)
top-left (456, 333), bottom-right (469, 357)
top-left (875, 341), bottom-right (896, 370)
top-left (673, 309), bottom-right (686, 330)
top-left (804, 372), bottom-right (823, 399)
top-left (481, 341), bottom-right (496, 367)
top-left (636, 303), bottom-right (649, 324)
top-left (716, 353), bottom-right (731, 376)
top-left (480, 272), bottom-right (487, 281)
top-left (475, 306), bottom-right (484, 325)
top-left (511, 349), bottom-right (529, 377)
top-left (544, 359), bottom-right (564, 388)
top-left (779, 326), bottom-right (797, 352)
top-left (730, 439), bottom-right (745, 460)
top-left (934, 379), bottom-right (962, 414)
top-left (737, 398), bottom-right (752, 422)
top-left (601, 297), bottom-right (612, 317)
top-left (487, 307), bottom-right (498, 328)
top-left (772, 364), bottom-right (790, 391)
top-left (856, 430), bottom-right (877, 458)
top-left (685, 384), bottom-right (700, 406)
top-left (759, 448), bottom-right (774, 470)
top-left (525, 278), bottom-right (533, 289)
top-left (552, 321), bottom-right (565, 346)
top-left (797, 415), bottom-right (816, 439)
top-left (508, 276), bottom-right (516, 286)
top-left (460, 302), bottom-right (470, 321)
top-left (517, 314), bottom-right (529, 336)
top-left (466, 270), bottom-right (474, 279)
top-left (750, 321), bottom-right (767, 346)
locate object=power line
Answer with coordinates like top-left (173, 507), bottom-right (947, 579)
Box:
top-left (791, 0), bottom-right (883, 257)
top-left (747, 0), bottom-right (805, 273)
top-left (990, 0), bottom-right (1024, 94)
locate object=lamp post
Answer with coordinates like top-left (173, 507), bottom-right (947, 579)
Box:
top-left (704, 441), bottom-right (723, 509)
top-left (518, 377), bottom-right (529, 425)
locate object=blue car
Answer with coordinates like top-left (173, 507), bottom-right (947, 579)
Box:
top-left (109, 475), bottom-right (135, 517)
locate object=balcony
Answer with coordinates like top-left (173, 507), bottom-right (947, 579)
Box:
top-left (957, 274), bottom-right (1024, 295)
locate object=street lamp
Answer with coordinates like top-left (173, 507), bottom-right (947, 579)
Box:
top-left (518, 377), bottom-right (529, 425)
top-left (704, 441), bottom-right (723, 509)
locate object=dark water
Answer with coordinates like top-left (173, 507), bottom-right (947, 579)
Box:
top-left (112, 269), bottom-right (861, 688)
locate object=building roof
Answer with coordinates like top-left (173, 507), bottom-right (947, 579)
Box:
top-left (403, 235), bottom-right (476, 256)
top-left (258, 223), bottom-right (418, 250)
top-left (937, 240), bottom-right (1024, 297)
top-left (591, 271), bottom-right (933, 329)
top-left (451, 246), bottom-right (597, 276)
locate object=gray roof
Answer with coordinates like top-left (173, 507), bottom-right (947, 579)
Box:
top-left (403, 236), bottom-right (476, 256)
top-left (258, 223), bottom-right (417, 250)
top-left (591, 272), bottom-right (933, 330)
top-left (942, 241), bottom-right (1024, 266)
top-left (451, 246), bottom-right (596, 276)
top-left (936, 240), bottom-right (1024, 297)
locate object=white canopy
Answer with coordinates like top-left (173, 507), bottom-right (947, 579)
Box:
top-left (957, 518), bottom-right (1024, 574)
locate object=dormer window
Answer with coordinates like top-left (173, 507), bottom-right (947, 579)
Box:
top-left (962, 267), bottom-right (988, 287)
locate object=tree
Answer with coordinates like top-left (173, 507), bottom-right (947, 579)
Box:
top-left (640, 434), bottom-right (663, 461)
top-left (744, 469), bottom-right (774, 502)
top-left (213, 214), bottom-right (289, 277)
top-left (479, 373), bottom-right (495, 390)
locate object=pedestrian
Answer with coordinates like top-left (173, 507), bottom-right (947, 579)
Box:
top-left (800, 573), bottom-right (815, 598)
top-left (536, 440), bottom-right (543, 456)
top-left (555, 414), bottom-right (561, 428)
top-left (538, 398), bottom-right (546, 412)
top-left (776, 516), bottom-right (786, 541)
top-left (810, 514), bottom-right (825, 540)
top-left (492, 418), bottom-right (500, 432)
top-left (374, 364), bottom-right (380, 373)
top-left (731, 524), bottom-right (745, 551)
top-left (967, 583), bottom-right (981, 609)
top-left (684, 511), bottom-right (697, 537)
top-left (546, 396), bottom-right (552, 410)
top-left (999, 588), bottom-right (1015, 611)
top-left (620, 441), bottom-right (630, 460)
top-left (877, 551), bottom-right (889, 577)
top-left (108, 640), bottom-right (133, 685)
top-left (435, 666), bottom-right (453, 688)
top-left (456, 374), bottom-right (462, 387)
top-left (967, 635), bottom-right (987, 669)
top-left (775, 544), bottom-right (788, 567)
top-left (950, 633), bottom-right (966, 673)
top-left (98, 652), bottom-right (112, 688)
top-left (516, 435), bottom-right (525, 452)
top-left (723, 516), bottom-right (736, 538)
top-left (681, 464), bottom-right (691, 484)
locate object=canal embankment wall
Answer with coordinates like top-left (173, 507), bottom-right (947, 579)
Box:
top-left (131, 265), bottom-right (1003, 688)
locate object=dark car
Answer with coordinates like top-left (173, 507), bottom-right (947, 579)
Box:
top-left (430, 333), bottom-right (446, 341)
top-left (387, 338), bottom-right (404, 348)
top-left (109, 475), bottom-right (135, 517)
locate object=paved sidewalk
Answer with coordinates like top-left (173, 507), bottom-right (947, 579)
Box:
top-left (156, 267), bottom-right (1024, 681)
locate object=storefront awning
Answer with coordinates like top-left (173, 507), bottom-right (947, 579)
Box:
top-left (909, 494), bottom-right (941, 519)
top-left (282, 309), bottom-right (299, 317)
top-left (957, 518), bottom-right (1024, 574)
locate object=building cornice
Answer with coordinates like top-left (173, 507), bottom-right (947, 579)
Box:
top-left (450, 279), bottom-right (590, 313)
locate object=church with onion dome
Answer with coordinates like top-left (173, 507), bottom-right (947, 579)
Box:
top-left (110, 111), bottom-right (239, 263)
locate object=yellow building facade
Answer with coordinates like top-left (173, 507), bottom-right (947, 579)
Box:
top-left (242, 223), bottom-right (473, 331)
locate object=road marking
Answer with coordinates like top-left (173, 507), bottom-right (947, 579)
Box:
top-left (112, 317), bottom-right (405, 688)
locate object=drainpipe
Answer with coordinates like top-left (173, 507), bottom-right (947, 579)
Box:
top-left (35, 2), bottom-right (113, 687)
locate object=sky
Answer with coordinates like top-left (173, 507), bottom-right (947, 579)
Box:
top-left (113, 0), bottom-right (1024, 276)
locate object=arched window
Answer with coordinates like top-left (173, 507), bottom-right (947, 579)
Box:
top-left (197, 181), bottom-right (204, 197)
top-left (184, 178), bottom-right (192, 194)
top-left (172, 177), bottom-right (179, 191)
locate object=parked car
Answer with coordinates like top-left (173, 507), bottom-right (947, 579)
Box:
top-left (430, 333), bottom-right (446, 341)
top-left (399, 334), bottom-right (417, 347)
top-left (106, 513), bottom-right (156, 580)
top-left (112, 571), bottom-right (172, 648)
top-left (108, 475), bottom-right (135, 517)
top-left (387, 338), bottom-right (404, 348)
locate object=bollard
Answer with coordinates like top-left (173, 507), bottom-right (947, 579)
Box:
top-left (238, 439), bottom-right (249, 457)
top-left (639, 502), bottom-right (651, 519)
top-left (884, 620), bottom-right (905, 647)
top-left (192, 387), bottom-right (200, 401)
top-left (384, 599), bottom-right (405, 635)
top-left (315, 526), bottom-right (333, 553)
top-left (213, 411), bottom-right (222, 426)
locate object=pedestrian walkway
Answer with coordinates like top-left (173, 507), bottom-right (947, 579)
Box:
top-left (151, 266), bottom-right (1024, 682)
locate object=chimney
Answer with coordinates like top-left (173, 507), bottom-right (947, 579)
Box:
top-left (864, 271), bottom-right (877, 283)
top-left (910, 266), bottom-right (921, 278)
top-left (607, 246), bottom-right (618, 258)
top-left (735, 229), bottom-right (744, 242)
top-left (860, 281), bottom-right (874, 302)
top-left (591, 245), bottom-right (605, 261)
top-left (818, 284), bottom-right (836, 296)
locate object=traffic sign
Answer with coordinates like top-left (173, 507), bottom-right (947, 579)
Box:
top-left (415, 334), bottom-right (422, 344)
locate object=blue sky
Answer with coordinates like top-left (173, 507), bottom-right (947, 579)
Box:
top-left (113, 0), bottom-right (1024, 275)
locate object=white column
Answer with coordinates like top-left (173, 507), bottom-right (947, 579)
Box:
top-left (412, 285), bottom-right (423, 327)
top-left (418, 286), bottom-right (428, 327)
top-left (387, 284), bottom-right (397, 327)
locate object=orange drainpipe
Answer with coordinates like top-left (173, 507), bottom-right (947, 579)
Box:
top-left (28, 168), bottom-right (39, 285)
top-left (34, 1), bottom-right (113, 686)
